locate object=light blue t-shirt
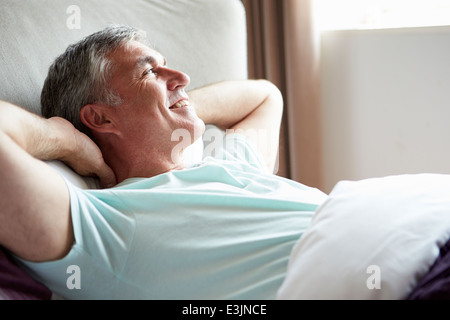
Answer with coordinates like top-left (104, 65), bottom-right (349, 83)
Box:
top-left (19, 134), bottom-right (327, 300)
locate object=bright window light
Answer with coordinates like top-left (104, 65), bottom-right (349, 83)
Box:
top-left (313, 0), bottom-right (450, 31)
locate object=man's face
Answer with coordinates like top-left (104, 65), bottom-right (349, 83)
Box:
top-left (106, 40), bottom-right (205, 157)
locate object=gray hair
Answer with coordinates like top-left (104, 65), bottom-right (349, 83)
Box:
top-left (41, 24), bottom-right (147, 136)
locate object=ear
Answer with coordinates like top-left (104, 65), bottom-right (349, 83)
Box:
top-left (80, 104), bottom-right (119, 135)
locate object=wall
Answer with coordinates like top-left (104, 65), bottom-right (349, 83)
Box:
top-left (320, 26), bottom-right (450, 193)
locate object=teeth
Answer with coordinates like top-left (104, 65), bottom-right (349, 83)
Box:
top-left (173, 100), bottom-right (189, 109)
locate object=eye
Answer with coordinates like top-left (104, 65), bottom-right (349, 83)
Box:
top-left (143, 67), bottom-right (154, 76)
top-left (143, 66), bottom-right (160, 79)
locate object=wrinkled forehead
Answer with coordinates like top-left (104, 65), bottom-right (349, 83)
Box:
top-left (109, 40), bottom-right (166, 75)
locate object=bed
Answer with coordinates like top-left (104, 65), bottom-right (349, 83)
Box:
top-left (1, 0), bottom-right (450, 300)
top-left (277, 173), bottom-right (450, 299)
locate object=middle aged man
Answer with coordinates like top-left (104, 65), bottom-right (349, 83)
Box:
top-left (0, 25), bottom-right (327, 299)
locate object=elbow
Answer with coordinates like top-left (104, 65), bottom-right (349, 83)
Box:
top-left (259, 79), bottom-right (284, 119)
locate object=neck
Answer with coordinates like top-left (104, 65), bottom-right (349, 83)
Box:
top-left (100, 140), bottom-right (186, 184)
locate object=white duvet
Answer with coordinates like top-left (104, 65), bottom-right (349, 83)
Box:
top-left (277, 173), bottom-right (450, 300)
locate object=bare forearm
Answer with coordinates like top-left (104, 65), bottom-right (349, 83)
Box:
top-left (189, 80), bottom-right (284, 173)
top-left (0, 101), bottom-right (74, 160)
top-left (189, 79), bottom-right (281, 130)
top-left (0, 101), bottom-right (116, 187)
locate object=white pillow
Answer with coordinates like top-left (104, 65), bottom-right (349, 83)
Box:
top-left (47, 137), bottom-right (204, 189)
top-left (277, 173), bottom-right (450, 300)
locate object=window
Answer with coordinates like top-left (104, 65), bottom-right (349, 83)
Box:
top-left (313, 0), bottom-right (450, 31)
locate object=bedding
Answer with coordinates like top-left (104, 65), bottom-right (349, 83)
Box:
top-left (407, 236), bottom-right (450, 299)
top-left (0, 248), bottom-right (52, 300)
top-left (277, 173), bottom-right (450, 299)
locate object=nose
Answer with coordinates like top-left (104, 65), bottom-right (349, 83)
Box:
top-left (164, 67), bottom-right (190, 91)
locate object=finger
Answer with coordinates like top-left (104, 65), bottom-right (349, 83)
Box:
top-left (97, 165), bottom-right (117, 188)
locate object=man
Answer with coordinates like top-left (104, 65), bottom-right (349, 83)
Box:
top-left (0, 25), bottom-right (327, 299)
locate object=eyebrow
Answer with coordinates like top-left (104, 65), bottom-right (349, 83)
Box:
top-left (135, 55), bottom-right (167, 69)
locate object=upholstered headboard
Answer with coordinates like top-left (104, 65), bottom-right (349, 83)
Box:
top-left (0, 0), bottom-right (248, 299)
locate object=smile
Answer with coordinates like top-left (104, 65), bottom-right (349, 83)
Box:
top-left (170, 99), bottom-right (190, 109)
